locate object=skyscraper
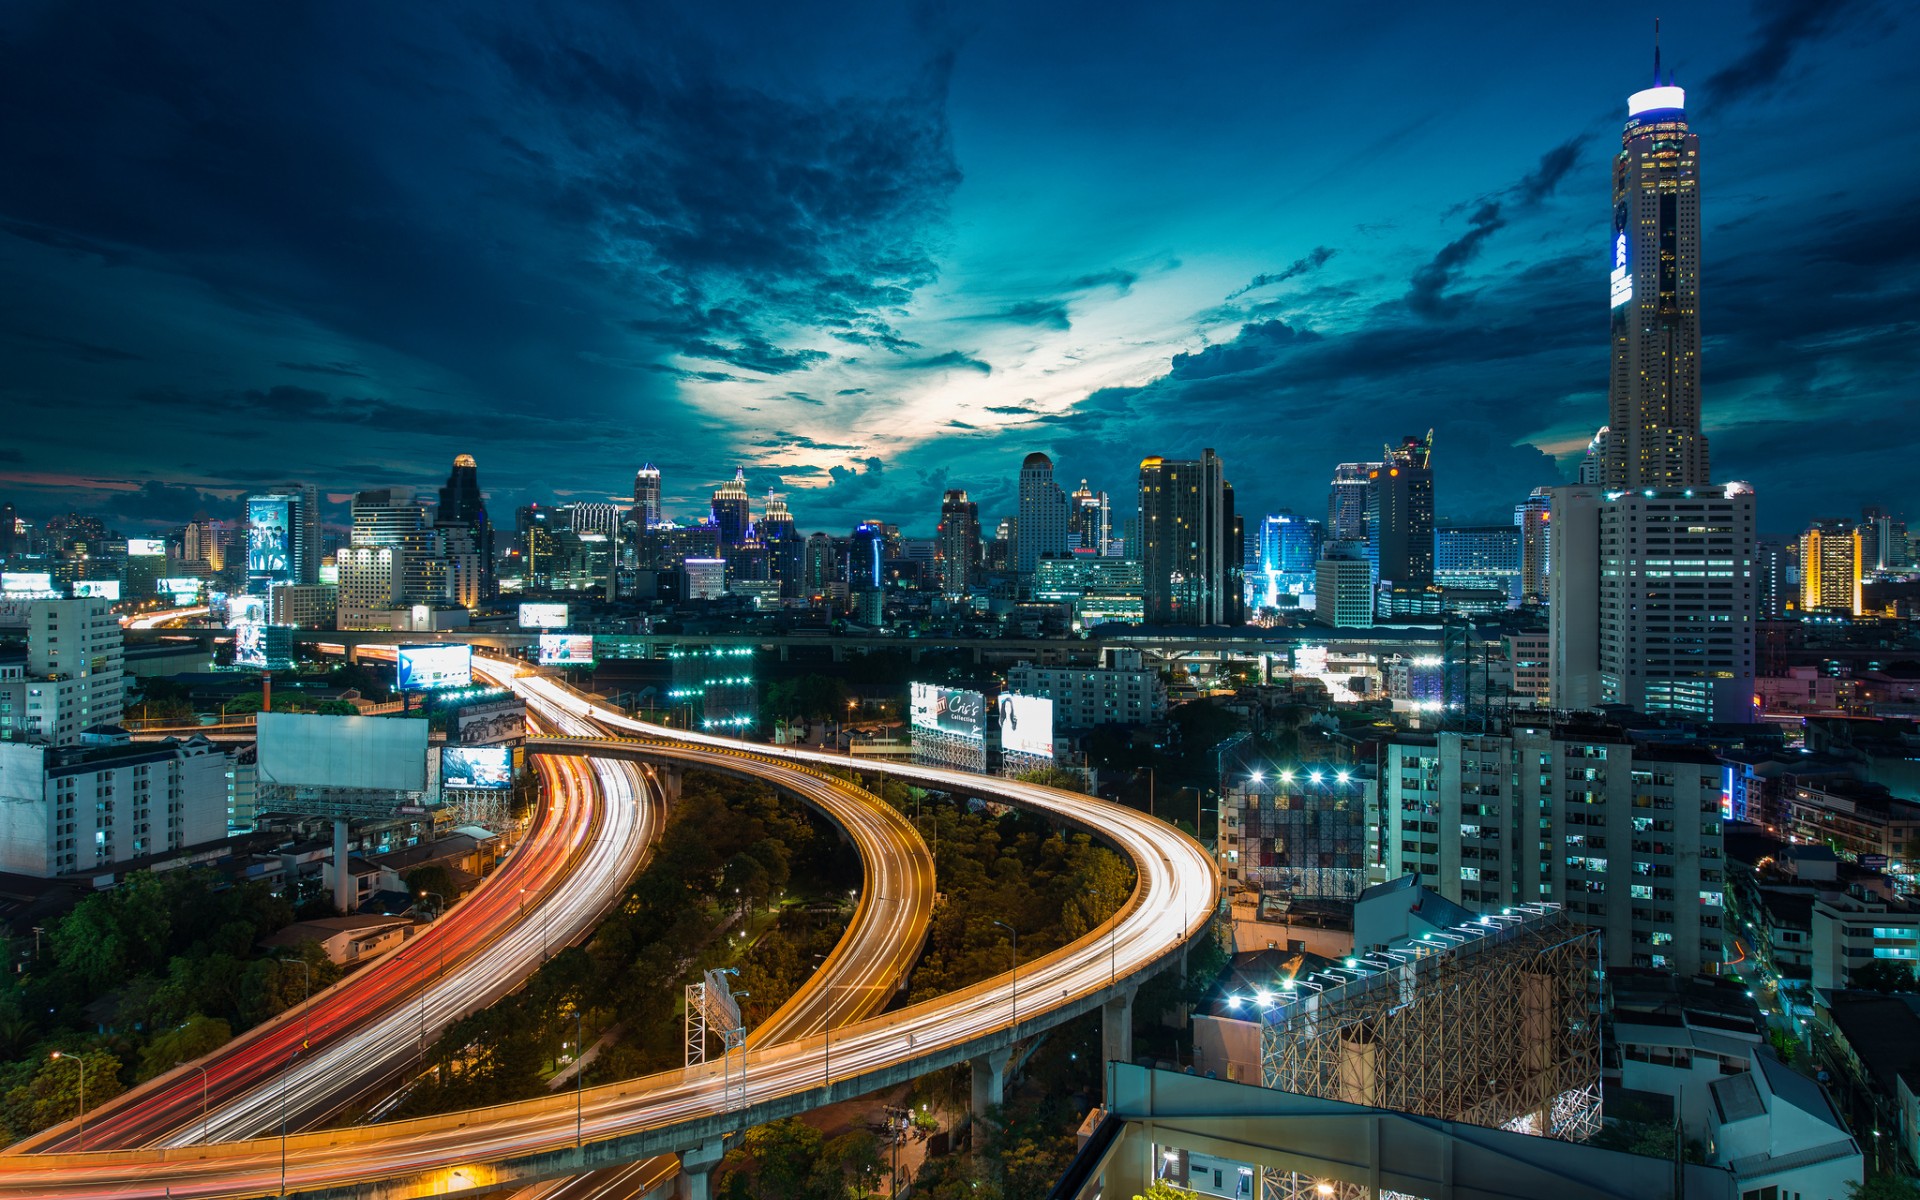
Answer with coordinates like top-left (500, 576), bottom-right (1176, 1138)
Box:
top-left (1602, 74), bottom-right (1706, 489)
top-left (1014, 453), bottom-right (1070, 583)
top-left (1327, 462), bottom-right (1378, 543)
top-left (1514, 487), bottom-right (1553, 605)
top-left (1365, 432), bottom-right (1435, 598)
top-left (1138, 449), bottom-right (1243, 626)
top-left (632, 463), bottom-right (662, 530)
top-left (850, 522), bottom-right (885, 591)
top-left (936, 489), bottom-right (981, 597)
top-left (760, 491), bottom-right (803, 597)
top-left (1578, 427), bottom-right (1610, 485)
top-left (711, 468), bottom-right (751, 548)
top-left (1551, 62), bottom-right (1755, 724)
top-left (435, 453), bottom-right (494, 602)
top-left (1068, 480), bottom-right (1111, 555)
top-left (244, 486), bottom-right (320, 588)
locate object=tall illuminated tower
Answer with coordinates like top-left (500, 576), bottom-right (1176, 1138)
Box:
top-left (1602, 68), bottom-right (1706, 488)
top-left (710, 468), bottom-right (751, 548)
top-left (632, 463), bottom-right (661, 529)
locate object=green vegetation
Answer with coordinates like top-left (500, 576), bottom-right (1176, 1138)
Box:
top-left (388, 771), bottom-right (859, 1119)
top-left (1848, 959), bottom-right (1918, 993)
top-left (0, 871), bottom-right (334, 1141)
top-left (1851, 1175), bottom-right (1920, 1200)
top-left (716, 1119), bottom-right (884, 1200)
top-left (763, 675), bottom-right (855, 724)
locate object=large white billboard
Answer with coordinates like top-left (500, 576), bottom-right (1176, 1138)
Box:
top-left (910, 683), bottom-right (987, 741)
top-left (257, 712), bottom-right (429, 792)
top-left (158, 577), bottom-right (204, 601)
top-left (1, 573), bottom-right (55, 595)
top-left (127, 538), bottom-right (167, 557)
top-left (73, 580), bottom-right (122, 599)
top-left (396, 643), bottom-right (473, 691)
top-left (227, 594), bottom-right (268, 627)
top-left (998, 693), bottom-right (1055, 758)
top-left (518, 602), bottom-right (569, 629)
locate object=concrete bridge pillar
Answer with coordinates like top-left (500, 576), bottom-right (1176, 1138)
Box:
top-left (1102, 990), bottom-right (1135, 1076)
top-left (675, 1136), bottom-right (730, 1200)
top-left (659, 765), bottom-right (684, 804)
top-left (970, 1045), bottom-right (1013, 1126)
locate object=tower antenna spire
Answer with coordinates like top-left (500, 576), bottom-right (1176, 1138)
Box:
top-left (1654, 16), bottom-right (1662, 84)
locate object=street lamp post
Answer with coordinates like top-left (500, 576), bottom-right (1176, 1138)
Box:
top-left (419, 890), bottom-right (445, 921)
top-left (49, 1051), bottom-right (84, 1150)
top-left (277, 955), bottom-right (313, 1046)
top-left (179, 1061), bottom-right (211, 1144)
top-left (992, 920), bottom-right (1018, 1031)
top-left (574, 1008), bottom-right (585, 1148)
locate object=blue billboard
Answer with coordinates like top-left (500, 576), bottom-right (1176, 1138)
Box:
top-left (247, 497), bottom-right (293, 585)
top-left (396, 644), bottom-right (473, 691)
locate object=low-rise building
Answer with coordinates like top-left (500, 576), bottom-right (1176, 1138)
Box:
top-left (260, 914), bottom-right (415, 965)
top-left (1812, 888), bottom-right (1920, 992)
top-left (1705, 1049), bottom-right (1861, 1200)
top-left (1005, 649), bottom-right (1166, 730)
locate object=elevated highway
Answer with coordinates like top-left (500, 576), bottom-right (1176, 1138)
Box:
top-left (0, 665), bottom-right (1216, 1199)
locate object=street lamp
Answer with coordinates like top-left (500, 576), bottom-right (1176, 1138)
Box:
top-left (179, 1060), bottom-right (211, 1144)
top-left (49, 1051), bottom-right (84, 1150)
top-left (992, 920), bottom-right (1018, 1031)
top-left (573, 1007), bottom-right (585, 1148)
top-left (277, 955), bottom-right (313, 1047)
top-left (418, 890), bottom-right (445, 920)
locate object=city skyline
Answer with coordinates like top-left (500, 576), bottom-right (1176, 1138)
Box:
top-left (2, 2), bottom-right (1917, 536)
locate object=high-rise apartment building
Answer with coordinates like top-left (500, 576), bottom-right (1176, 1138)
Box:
top-left (1434, 525), bottom-right (1521, 603)
top-left (1601, 78), bottom-right (1706, 490)
top-left (1578, 427), bottom-right (1611, 485)
top-left (632, 463), bottom-right (662, 530)
top-left (936, 489), bottom-right (981, 597)
top-left (1797, 519), bottom-right (1856, 615)
top-left (1754, 539), bottom-right (1790, 620)
top-left (15, 598), bottom-right (124, 743)
top-left (1327, 462), bottom-right (1378, 543)
top-left (0, 735), bottom-right (230, 876)
top-left (710, 469), bottom-right (751, 548)
top-left (1015, 453), bottom-right (1070, 582)
top-left (1381, 723), bottom-right (1726, 975)
top-left (1314, 549), bottom-right (1374, 628)
top-left (1515, 487), bottom-right (1553, 605)
top-left (1365, 432), bottom-right (1435, 598)
top-left (1068, 480), bottom-right (1112, 555)
top-left (1551, 67), bottom-right (1755, 724)
top-left (1139, 449), bottom-right (1242, 626)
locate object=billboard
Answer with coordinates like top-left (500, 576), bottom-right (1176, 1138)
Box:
top-left (247, 497), bottom-right (294, 583)
top-left (1, 572), bottom-right (56, 595)
top-left (518, 602), bottom-right (569, 629)
top-left (258, 712), bottom-right (429, 792)
top-left (158, 577), bottom-right (204, 602)
top-left (442, 745), bottom-right (513, 791)
top-left (998, 692), bottom-right (1055, 758)
top-left (227, 594), bottom-right (268, 627)
top-left (73, 580), bottom-right (122, 600)
top-left (455, 699), bottom-right (527, 746)
top-left (910, 683), bottom-right (987, 741)
top-left (537, 633), bottom-right (594, 666)
top-left (396, 643), bottom-right (473, 691)
top-left (232, 620), bottom-right (267, 669)
top-left (127, 538), bottom-right (167, 557)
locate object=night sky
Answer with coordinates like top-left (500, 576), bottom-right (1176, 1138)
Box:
top-left (3, 1), bottom-right (1916, 537)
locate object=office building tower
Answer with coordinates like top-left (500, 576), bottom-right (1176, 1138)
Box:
top-left (711, 469), bottom-right (752, 548)
top-left (1578, 427), bottom-right (1610, 485)
top-left (1327, 462), bottom-right (1378, 543)
top-left (1602, 76), bottom-right (1706, 489)
top-left (632, 463), bottom-right (662, 530)
top-left (1254, 511), bottom-right (1321, 608)
top-left (758, 491), bottom-right (803, 598)
top-left (0, 503), bottom-right (14, 559)
top-left (1866, 510), bottom-right (1910, 572)
top-left (1515, 487), bottom-right (1553, 605)
top-left (1139, 449), bottom-right (1242, 626)
top-left (244, 485), bottom-right (320, 589)
top-left (1314, 547), bottom-right (1374, 628)
top-left (850, 522), bottom-right (885, 591)
top-left (803, 532), bottom-right (838, 595)
top-left (435, 454), bottom-right (494, 602)
top-left (514, 504), bottom-right (556, 588)
top-left (1382, 725), bottom-right (1726, 976)
top-left (1551, 64), bottom-right (1755, 724)
top-left (1434, 525), bottom-right (1522, 603)
top-left (936, 489), bottom-right (981, 597)
top-left (1365, 432), bottom-right (1435, 597)
top-left (1032, 556), bottom-right (1144, 626)
top-left (1015, 453), bottom-right (1070, 582)
top-left (1798, 519), bottom-right (1856, 615)
top-left (1068, 480), bottom-right (1112, 555)
top-left (1754, 540), bottom-right (1789, 620)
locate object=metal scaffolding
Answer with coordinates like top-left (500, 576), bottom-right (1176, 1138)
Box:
top-left (1259, 904), bottom-right (1602, 1174)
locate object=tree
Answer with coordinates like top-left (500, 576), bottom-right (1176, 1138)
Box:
top-left (138, 1014), bottom-right (233, 1081)
top-left (1849, 1176), bottom-right (1920, 1200)
top-left (1133, 1183), bottom-right (1192, 1200)
top-left (1849, 960), bottom-right (1919, 993)
top-left (1015, 766), bottom-right (1086, 792)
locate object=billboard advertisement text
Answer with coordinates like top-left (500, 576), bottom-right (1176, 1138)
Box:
top-left (537, 633), bottom-right (594, 666)
top-left (158, 577), bottom-right (205, 601)
top-left (396, 643), bottom-right (473, 691)
top-left (456, 700), bottom-right (527, 746)
top-left (73, 581), bottom-right (122, 599)
top-left (442, 746), bottom-right (512, 790)
top-left (910, 683), bottom-right (987, 741)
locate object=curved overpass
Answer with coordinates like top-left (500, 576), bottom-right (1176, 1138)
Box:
top-left (0, 671), bottom-right (1215, 1199)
